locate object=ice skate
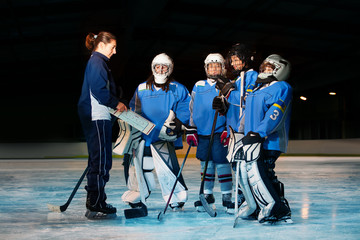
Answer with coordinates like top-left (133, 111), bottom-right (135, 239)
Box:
top-left (85, 208), bottom-right (117, 220)
top-left (222, 192), bottom-right (245, 214)
top-left (170, 202), bottom-right (185, 212)
top-left (85, 202), bottom-right (117, 219)
top-left (85, 192), bottom-right (117, 219)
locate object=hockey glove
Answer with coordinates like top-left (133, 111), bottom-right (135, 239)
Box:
top-left (214, 75), bottom-right (235, 98)
top-left (220, 130), bottom-right (229, 146)
top-left (212, 96), bottom-right (229, 115)
top-left (242, 131), bottom-right (264, 145)
top-left (159, 110), bottom-right (193, 142)
top-left (186, 126), bottom-right (198, 146)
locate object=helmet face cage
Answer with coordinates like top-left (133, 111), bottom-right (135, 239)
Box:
top-left (151, 53), bottom-right (174, 84)
top-left (258, 54), bottom-right (290, 81)
top-left (204, 53), bottom-right (225, 78)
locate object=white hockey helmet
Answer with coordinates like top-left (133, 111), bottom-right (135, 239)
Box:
top-left (204, 53), bottom-right (226, 78)
top-left (151, 53), bottom-right (174, 84)
top-left (258, 54), bottom-right (291, 81)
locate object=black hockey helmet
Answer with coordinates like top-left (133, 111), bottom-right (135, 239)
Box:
top-left (226, 43), bottom-right (256, 74)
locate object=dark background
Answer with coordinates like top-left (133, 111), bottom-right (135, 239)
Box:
top-left (1, 0), bottom-right (360, 142)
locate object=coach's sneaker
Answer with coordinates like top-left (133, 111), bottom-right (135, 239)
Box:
top-left (194, 194), bottom-right (215, 212)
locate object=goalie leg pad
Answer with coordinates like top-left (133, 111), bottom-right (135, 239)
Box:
top-left (121, 141), bottom-right (151, 204)
top-left (238, 160), bottom-right (257, 218)
top-left (150, 141), bottom-right (188, 204)
top-left (142, 156), bottom-right (157, 191)
top-left (247, 157), bottom-right (288, 222)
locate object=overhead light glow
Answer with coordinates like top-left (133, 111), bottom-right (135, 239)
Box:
top-left (300, 96), bottom-right (307, 101)
top-left (329, 92), bottom-right (336, 96)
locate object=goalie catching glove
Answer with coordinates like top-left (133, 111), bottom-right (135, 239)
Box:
top-left (159, 110), bottom-right (195, 142)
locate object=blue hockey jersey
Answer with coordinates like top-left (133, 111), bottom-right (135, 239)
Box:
top-left (190, 80), bottom-right (226, 136)
top-left (244, 81), bottom-right (292, 153)
top-left (226, 70), bottom-right (258, 132)
top-left (130, 81), bottom-right (191, 147)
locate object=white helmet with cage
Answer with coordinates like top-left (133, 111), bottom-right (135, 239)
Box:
top-left (258, 54), bottom-right (291, 82)
top-left (204, 53), bottom-right (226, 78)
top-left (151, 53), bottom-right (174, 84)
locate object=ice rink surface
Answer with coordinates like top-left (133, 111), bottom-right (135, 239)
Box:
top-left (1, 156), bottom-right (360, 240)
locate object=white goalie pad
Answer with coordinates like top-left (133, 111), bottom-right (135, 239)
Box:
top-left (247, 160), bottom-right (275, 221)
top-left (243, 141), bottom-right (262, 163)
top-left (226, 126), bottom-right (244, 163)
top-left (237, 160), bottom-right (257, 218)
top-left (150, 141), bottom-right (188, 204)
top-left (121, 140), bottom-right (150, 204)
top-left (113, 119), bottom-right (142, 155)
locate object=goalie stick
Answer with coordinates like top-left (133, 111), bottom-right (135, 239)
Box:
top-left (234, 71), bottom-right (245, 227)
top-left (157, 145), bottom-right (192, 221)
top-left (47, 166), bottom-right (89, 213)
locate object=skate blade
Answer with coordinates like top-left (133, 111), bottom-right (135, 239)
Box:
top-left (225, 207), bottom-right (235, 215)
top-left (85, 210), bottom-right (117, 220)
top-left (171, 206), bottom-right (184, 212)
top-left (262, 217), bottom-right (293, 225)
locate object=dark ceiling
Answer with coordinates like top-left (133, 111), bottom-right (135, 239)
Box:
top-left (1, 0), bottom-right (360, 142)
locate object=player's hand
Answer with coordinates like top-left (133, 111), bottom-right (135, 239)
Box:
top-left (242, 131), bottom-right (264, 145)
top-left (220, 130), bottom-right (229, 146)
top-left (212, 96), bottom-right (229, 115)
top-left (116, 102), bottom-right (128, 112)
top-left (214, 75), bottom-right (234, 98)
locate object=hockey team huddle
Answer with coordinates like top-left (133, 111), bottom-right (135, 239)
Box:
top-left (77, 31), bottom-right (293, 225)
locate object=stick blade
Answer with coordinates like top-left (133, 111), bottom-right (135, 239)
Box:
top-left (47, 203), bottom-right (61, 213)
top-left (233, 216), bottom-right (239, 228)
top-left (199, 194), bottom-right (217, 217)
top-left (157, 211), bottom-right (164, 221)
top-left (124, 203), bottom-right (148, 219)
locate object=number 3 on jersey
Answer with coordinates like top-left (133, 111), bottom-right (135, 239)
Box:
top-left (270, 109), bottom-right (280, 120)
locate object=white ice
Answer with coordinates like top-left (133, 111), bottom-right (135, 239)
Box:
top-left (1, 156), bottom-right (360, 240)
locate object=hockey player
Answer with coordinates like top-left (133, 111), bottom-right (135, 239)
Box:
top-left (213, 43), bottom-right (258, 143)
top-left (78, 31), bottom-right (128, 218)
top-left (236, 54), bottom-right (293, 224)
top-left (188, 53), bottom-right (233, 213)
top-left (212, 43), bottom-right (259, 211)
top-left (121, 53), bottom-right (191, 217)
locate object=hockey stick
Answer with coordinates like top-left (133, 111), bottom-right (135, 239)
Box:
top-left (198, 92), bottom-right (222, 217)
top-left (47, 166), bottom-right (89, 213)
top-left (157, 144), bottom-right (192, 221)
top-left (234, 70), bottom-right (245, 227)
